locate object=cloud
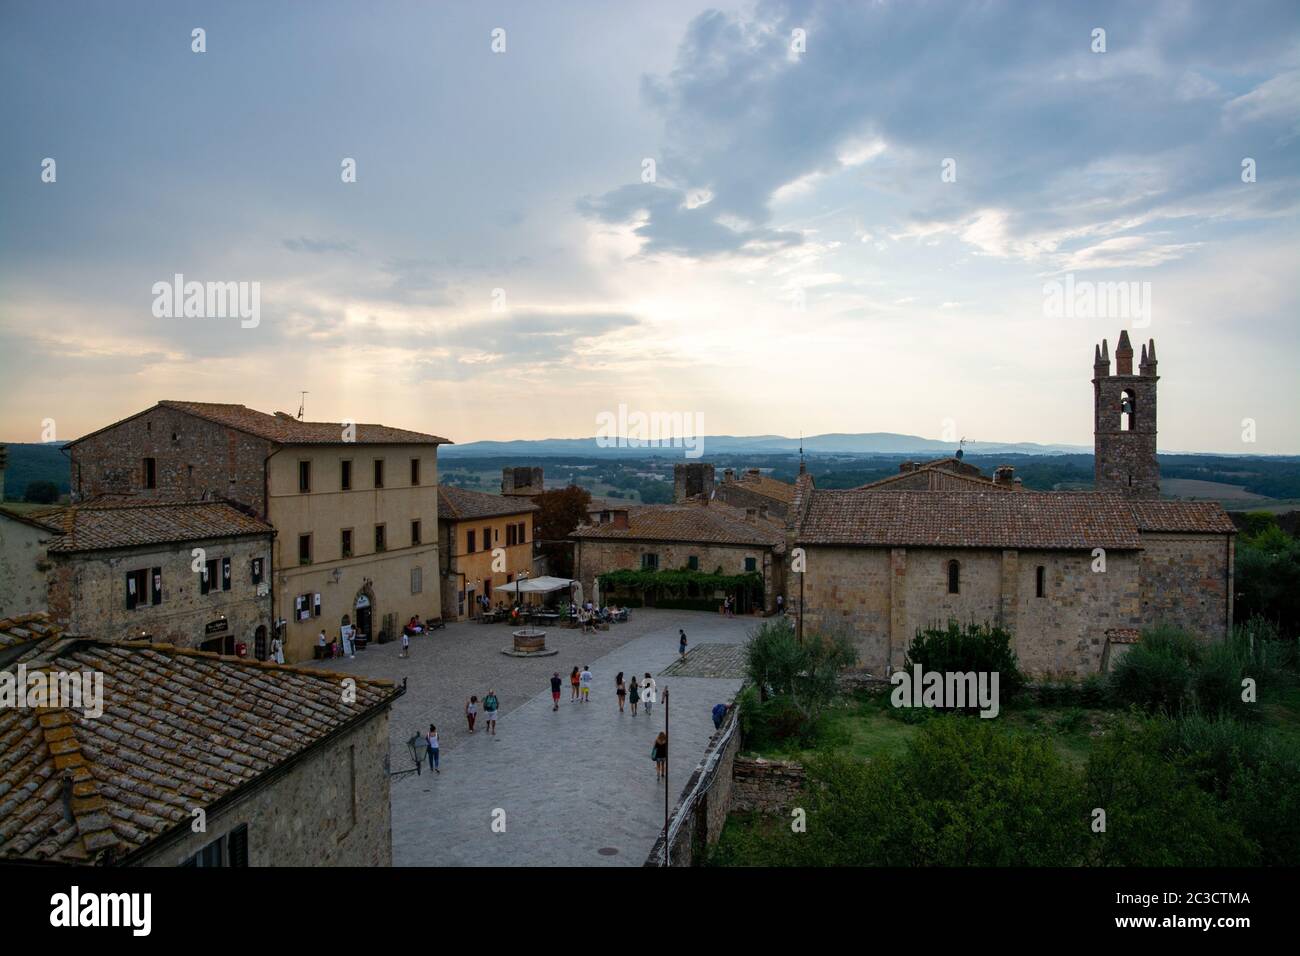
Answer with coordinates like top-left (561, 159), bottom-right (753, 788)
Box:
top-left (282, 237), bottom-right (359, 255)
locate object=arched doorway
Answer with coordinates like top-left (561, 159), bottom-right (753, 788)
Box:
top-left (353, 586), bottom-right (376, 644)
top-left (254, 624), bottom-right (268, 661)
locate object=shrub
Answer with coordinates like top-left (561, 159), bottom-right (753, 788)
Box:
top-left (1192, 639), bottom-right (1255, 720)
top-left (23, 480), bottom-right (59, 504)
top-left (1108, 625), bottom-right (1197, 713)
top-left (742, 618), bottom-right (855, 733)
top-left (904, 620), bottom-right (1027, 702)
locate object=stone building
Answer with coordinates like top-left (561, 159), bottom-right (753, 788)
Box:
top-left (66, 401), bottom-right (450, 662)
top-left (0, 506), bottom-right (63, 616)
top-left (501, 466), bottom-right (545, 496)
top-left (715, 467), bottom-right (798, 519)
top-left (438, 485), bottom-right (539, 619)
top-left (572, 500), bottom-right (785, 612)
top-left (43, 500), bottom-right (274, 656)
top-left (0, 620), bottom-right (400, 866)
top-left (787, 331), bottom-right (1235, 678)
top-left (673, 462), bottom-right (716, 503)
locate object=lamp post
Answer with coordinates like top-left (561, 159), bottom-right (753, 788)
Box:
top-left (662, 686), bottom-right (670, 866)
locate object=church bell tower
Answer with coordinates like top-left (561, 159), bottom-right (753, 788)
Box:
top-left (1093, 330), bottom-right (1160, 499)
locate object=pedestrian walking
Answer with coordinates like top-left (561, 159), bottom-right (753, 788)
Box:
top-left (426, 724), bottom-right (440, 773)
top-left (616, 672), bottom-right (626, 713)
top-left (483, 689), bottom-right (500, 735)
top-left (580, 665), bottom-right (593, 702)
top-left (569, 666), bottom-right (581, 702)
top-left (641, 673), bottom-right (657, 716)
top-left (712, 702), bottom-right (728, 730)
top-left (678, 629), bottom-right (687, 656)
top-left (465, 696), bottom-right (478, 733)
top-left (270, 635), bottom-right (285, 665)
top-left (400, 630), bottom-right (411, 658)
top-left (628, 673), bottom-right (640, 715)
top-left (652, 732), bottom-right (668, 781)
top-left (550, 672), bottom-right (563, 711)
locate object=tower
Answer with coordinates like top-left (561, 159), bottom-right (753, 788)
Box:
top-left (1093, 330), bottom-right (1159, 499)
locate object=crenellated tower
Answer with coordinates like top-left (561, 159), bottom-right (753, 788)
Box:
top-left (1093, 330), bottom-right (1159, 499)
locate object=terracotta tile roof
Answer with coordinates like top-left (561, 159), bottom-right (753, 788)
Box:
top-left (855, 469), bottom-right (1006, 492)
top-left (46, 501), bottom-right (272, 554)
top-left (0, 506), bottom-right (67, 534)
top-left (1129, 500), bottom-right (1237, 534)
top-left (726, 471), bottom-right (796, 504)
top-left (572, 502), bottom-right (784, 548)
top-left (0, 613), bottom-right (60, 654)
top-left (0, 639), bottom-right (398, 864)
top-left (798, 490), bottom-right (1143, 550)
top-left (438, 485), bottom-right (539, 521)
top-left (70, 401), bottom-right (451, 447)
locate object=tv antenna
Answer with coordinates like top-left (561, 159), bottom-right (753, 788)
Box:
top-left (297, 391), bottom-right (308, 421)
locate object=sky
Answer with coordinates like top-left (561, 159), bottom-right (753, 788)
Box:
top-left (1, 0), bottom-right (1298, 454)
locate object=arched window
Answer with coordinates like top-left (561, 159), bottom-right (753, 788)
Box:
top-left (1036, 566), bottom-right (1046, 598)
top-left (1120, 389), bottom-right (1136, 431)
top-left (946, 560), bottom-right (960, 595)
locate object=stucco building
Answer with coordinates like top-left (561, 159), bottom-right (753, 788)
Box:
top-left (0, 506), bottom-right (63, 617)
top-left (66, 401), bottom-right (450, 661)
top-left (437, 485), bottom-right (539, 619)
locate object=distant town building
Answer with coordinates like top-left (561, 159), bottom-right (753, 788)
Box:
top-left (438, 485), bottom-right (539, 619)
top-left (0, 617), bottom-right (400, 866)
top-left (501, 465), bottom-right (545, 496)
top-left (65, 401), bottom-right (450, 661)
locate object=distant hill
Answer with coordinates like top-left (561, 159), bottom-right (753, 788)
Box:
top-left (441, 432), bottom-right (1089, 458)
top-left (1, 443), bottom-right (69, 500)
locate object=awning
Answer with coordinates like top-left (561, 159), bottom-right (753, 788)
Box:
top-left (495, 576), bottom-right (577, 595)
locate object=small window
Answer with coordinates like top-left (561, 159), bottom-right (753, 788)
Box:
top-left (642, 553), bottom-right (659, 571)
top-left (947, 560), bottom-right (960, 595)
top-left (202, 558), bottom-right (218, 595)
top-left (688, 555), bottom-right (699, 571)
top-left (375, 524), bottom-right (386, 552)
top-left (745, 556), bottom-right (757, 573)
top-left (483, 526), bottom-right (491, 551)
top-left (151, 567), bottom-right (163, 606)
top-left (143, 457), bottom-right (157, 489)
top-left (125, 568), bottom-right (149, 610)
top-left (411, 519), bottom-right (422, 546)
top-left (1036, 565), bottom-right (1046, 598)
top-left (410, 458), bottom-right (421, 485)
top-left (251, 557), bottom-right (264, 585)
top-left (221, 557), bottom-right (232, 592)
top-left (411, 565), bottom-right (423, 594)
top-left (374, 459), bottom-right (385, 488)
top-left (341, 528), bottom-right (353, 559)
top-left (299, 534), bottom-right (312, 565)
top-left (341, 460), bottom-right (352, 491)
top-left (298, 460), bottom-right (311, 493)
top-left (181, 824), bottom-right (249, 868)
top-left (506, 524), bottom-right (516, 547)
top-left (467, 530), bottom-right (476, 553)
top-left (518, 521), bottom-right (527, 543)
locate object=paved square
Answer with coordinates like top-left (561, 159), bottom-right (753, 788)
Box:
top-left (661, 642), bottom-right (748, 678)
top-left (305, 608), bottom-right (757, 865)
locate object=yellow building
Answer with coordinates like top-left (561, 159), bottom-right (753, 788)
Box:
top-left (437, 486), bottom-right (538, 620)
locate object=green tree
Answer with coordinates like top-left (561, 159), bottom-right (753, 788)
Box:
top-left (23, 480), bottom-right (59, 504)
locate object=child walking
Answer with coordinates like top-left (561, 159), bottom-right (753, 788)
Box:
top-left (652, 732), bottom-right (667, 781)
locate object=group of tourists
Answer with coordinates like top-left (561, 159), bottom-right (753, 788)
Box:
top-left (424, 688), bottom-right (500, 772)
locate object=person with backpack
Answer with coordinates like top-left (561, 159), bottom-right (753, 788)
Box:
top-left (641, 673), bottom-right (657, 716)
top-left (483, 690), bottom-right (500, 735)
top-left (627, 673), bottom-right (640, 716)
top-left (652, 732), bottom-right (668, 781)
top-left (712, 702), bottom-right (728, 730)
top-left (550, 672), bottom-right (563, 711)
top-left (426, 724), bottom-right (440, 774)
top-left (678, 629), bottom-right (688, 656)
top-left (580, 665), bottom-right (593, 703)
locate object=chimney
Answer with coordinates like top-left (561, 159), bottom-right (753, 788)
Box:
top-left (1013, 477), bottom-right (1023, 490)
top-left (611, 509), bottom-right (629, 530)
top-left (723, 468), bottom-right (735, 482)
top-left (746, 468), bottom-right (761, 477)
top-left (900, 461), bottom-right (918, 474)
top-left (994, 465), bottom-right (1016, 488)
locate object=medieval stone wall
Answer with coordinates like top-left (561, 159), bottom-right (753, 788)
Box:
top-left (1138, 532), bottom-right (1233, 641)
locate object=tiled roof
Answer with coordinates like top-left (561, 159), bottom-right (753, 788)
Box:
top-left (0, 613), bottom-right (60, 654)
top-left (0, 639), bottom-right (399, 864)
top-left (1129, 500), bottom-right (1237, 534)
top-left (855, 469), bottom-right (1006, 492)
top-left (70, 401), bottom-right (451, 447)
top-left (0, 506), bottom-right (67, 534)
top-left (798, 490), bottom-right (1143, 550)
top-left (438, 485), bottom-right (539, 521)
top-left (46, 501), bottom-right (272, 554)
top-left (572, 502), bottom-right (784, 548)
top-left (725, 471), bottom-right (796, 504)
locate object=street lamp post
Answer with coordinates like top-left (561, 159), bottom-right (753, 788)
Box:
top-left (662, 686), bottom-right (670, 867)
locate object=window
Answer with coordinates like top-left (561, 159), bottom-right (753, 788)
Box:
top-left (687, 555), bottom-right (699, 571)
top-left (125, 568), bottom-right (149, 610)
top-left (411, 565), bottom-right (423, 594)
top-left (483, 526), bottom-right (491, 551)
top-left (299, 534), bottom-right (312, 565)
top-left (221, 557), bottom-right (232, 592)
top-left (373, 459), bottom-right (385, 488)
top-left (642, 553), bottom-right (659, 571)
top-left (151, 567), bottom-right (162, 605)
top-left (180, 824), bottom-right (249, 868)
top-left (375, 524), bottom-right (386, 552)
top-left (1120, 389), bottom-right (1136, 432)
top-left (251, 557), bottom-right (264, 585)
top-left (142, 457), bottom-right (157, 489)
top-left (1036, 565), bottom-right (1046, 598)
top-left (506, 524), bottom-right (516, 547)
top-left (201, 558), bottom-right (218, 595)
top-left (518, 521), bottom-right (527, 544)
top-left (341, 459), bottom-right (352, 491)
top-left (947, 560), bottom-right (960, 595)
top-left (745, 557), bottom-right (757, 573)
top-left (410, 458), bottom-right (421, 485)
top-left (466, 530), bottom-right (476, 553)
top-left (298, 460), bottom-right (311, 493)
top-left (294, 593), bottom-right (320, 622)
top-left (341, 528), bottom-right (354, 559)
top-left (411, 519), bottom-right (422, 546)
